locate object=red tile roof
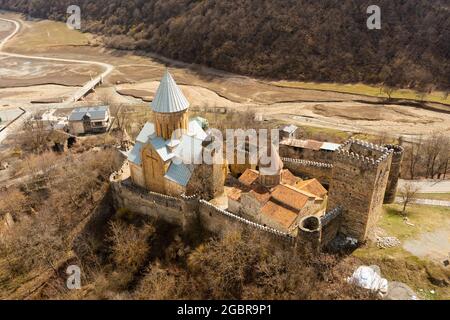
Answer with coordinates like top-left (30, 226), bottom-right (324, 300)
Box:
top-left (281, 169), bottom-right (301, 186)
top-left (249, 185), bottom-right (271, 205)
top-left (270, 184), bottom-right (309, 211)
top-left (227, 187), bottom-right (243, 201)
top-left (281, 138), bottom-right (324, 151)
top-left (295, 178), bottom-right (328, 198)
top-left (238, 169), bottom-right (259, 186)
top-left (261, 201), bottom-right (298, 229)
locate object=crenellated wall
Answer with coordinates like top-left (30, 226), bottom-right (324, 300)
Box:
top-left (281, 157), bottom-right (333, 186)
top-left (110, 167), bottom-right (296, 243)
top-left (109, 136), bottom-right (400, 253)
top-left (328, 140), bottom-right (392, 241)
top-left (198, 200), bottom-right (295, 244)
top-left (279, 143), bottom-right (334, 163)
top-left (109, 169), bottom-right (351, 251)
top-left (111, 178), bottom-right (186, 226)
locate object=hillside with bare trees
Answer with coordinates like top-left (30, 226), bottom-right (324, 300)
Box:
top-left (1, 0), bottom-right (449, 89)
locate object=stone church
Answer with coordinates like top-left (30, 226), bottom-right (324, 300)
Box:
top-left (127, 70), bottom-right (225, 199)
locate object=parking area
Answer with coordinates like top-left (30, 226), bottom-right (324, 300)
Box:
top-left (0, 107), bottom-right (24, 130)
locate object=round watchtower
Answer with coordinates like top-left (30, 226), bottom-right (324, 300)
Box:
top-left (297, 216), bottom-right (322, 253)
top-left (383, 144), bottom-right (405, 204)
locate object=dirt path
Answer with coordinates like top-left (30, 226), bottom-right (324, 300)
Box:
top-left (398, 179), bottom-right (450, 193)
top-left (0, 17), bottom-right (115, 145)
top-left (1, 14), bottom-right (449, 142)
top-left (403, 228), bottom-right (450, 263)
top-left (395, 197), bottom-right (450, 208)
top-left (0, 18), bottom-right (114, 105)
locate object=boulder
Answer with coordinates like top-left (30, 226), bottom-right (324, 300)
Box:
top-left (385, 282), bottom-right (419, 300)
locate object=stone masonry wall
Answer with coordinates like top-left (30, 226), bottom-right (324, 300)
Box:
top-left (383, 145), bottom-right (404, 204)
top-left (110, 176), bottom-right (295, 246)
top-left (110, 176), bottom-right (350, 254)
top-left (281, 157), bottom-right (333, 186)
top-left (111, 179), bottom-right (186, 226)
top-left (328, 141), bottom-right (392, 241)
top-left (320, 207), bottom-right (343, 248)
top-left (198, 200), bottom-right (295, 244)
top-left (279, 144), bottom-right (334, 163)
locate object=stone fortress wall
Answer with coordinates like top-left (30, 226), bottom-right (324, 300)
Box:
top-left (279, 138), bottom-right (403, 242)
top-left (110, 137), bottom-right (404, 252)
top-left (383, 144), bottom-right (405, 204)
top-left (280, 140), bottom-right (404, 206)
top-left (281, 157), bottom-right (334, 186)
top-left (110, 165), bottom-right (343, 252)
top-left (327, 140), bottom-right (393, 241)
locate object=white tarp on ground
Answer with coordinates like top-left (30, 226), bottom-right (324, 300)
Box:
top-left (347, 265), bottom-right (389, 296)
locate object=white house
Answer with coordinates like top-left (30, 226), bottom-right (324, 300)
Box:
top-left (68, 106), bottom-right (110, 135)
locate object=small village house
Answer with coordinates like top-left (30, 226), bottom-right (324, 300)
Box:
top-left (68, 106), bottom-right (110, 135)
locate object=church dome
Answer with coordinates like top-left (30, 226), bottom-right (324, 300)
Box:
top-left (151, 70), bottom-right (189, 113)
top-left (259, 144), bottom-right (284, 176)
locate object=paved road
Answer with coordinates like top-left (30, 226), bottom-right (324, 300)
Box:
top-left (396, 197), bottom-right (450, 208)
top-left (398, 179), bottom-right (450, 193)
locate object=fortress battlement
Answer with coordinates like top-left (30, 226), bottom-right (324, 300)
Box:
top-left (335, 139), bottom-right (392, 168)
top-left (350, 139), bottom-right (389, 153)
top-left (384, 144), bottom-right (405, 156)
top-left (281, 157), bottom-right (334, 168)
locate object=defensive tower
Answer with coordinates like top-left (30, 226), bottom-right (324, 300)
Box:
top-left (327, 139), bottom-right (393, 241)
top-left (383, 144), bottom-right (405, 204)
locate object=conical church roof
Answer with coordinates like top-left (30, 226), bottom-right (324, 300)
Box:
top-left (151, 70), bottom-right (189, 113)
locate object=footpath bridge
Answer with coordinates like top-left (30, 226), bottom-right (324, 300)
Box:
top-left (0, 17), bottom-right (115, 145)
top-left (0, 17), bottom-right (114, 104)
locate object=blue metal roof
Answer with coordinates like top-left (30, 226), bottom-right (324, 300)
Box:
top-left (191, 116), bottom-right (209, 129)
top-left (151, 70), bottom-right (189, 113)
top-left (128, 142), bottom-right (143, 165)
top-left (188, 119), bottom-right (208, 141)
top-left (136, 122), bottom-right (156, 144)
top-left (281, 124), bottom-right (298, 134)
top-left (150, 137), bottom-right (175, 162)
top-left (164, 162), bottom-right (194, 187)
top-left (68, 106), bottom-right (109, 121)
top-left (320, 142), bottom-right (341, 151)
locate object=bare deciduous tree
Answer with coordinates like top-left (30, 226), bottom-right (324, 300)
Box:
top-left (407, 137), bottom-right (423, 180)
top-left (381, 85), bottom-right (396, 101)
top-left (21, 119), bottom-right (51, 154)
top-left (398, 183), bottom-right (420, 216)
top-left (424, 132), bottom-right (450, 179)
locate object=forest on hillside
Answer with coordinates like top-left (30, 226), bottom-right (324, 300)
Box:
top-left (1, 0), bottom-right (449, 89)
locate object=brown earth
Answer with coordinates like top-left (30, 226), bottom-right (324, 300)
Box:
top-left (1, 13), bottom-right (450, 139)
top-left (0, 57), bottom-right (103, 88)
